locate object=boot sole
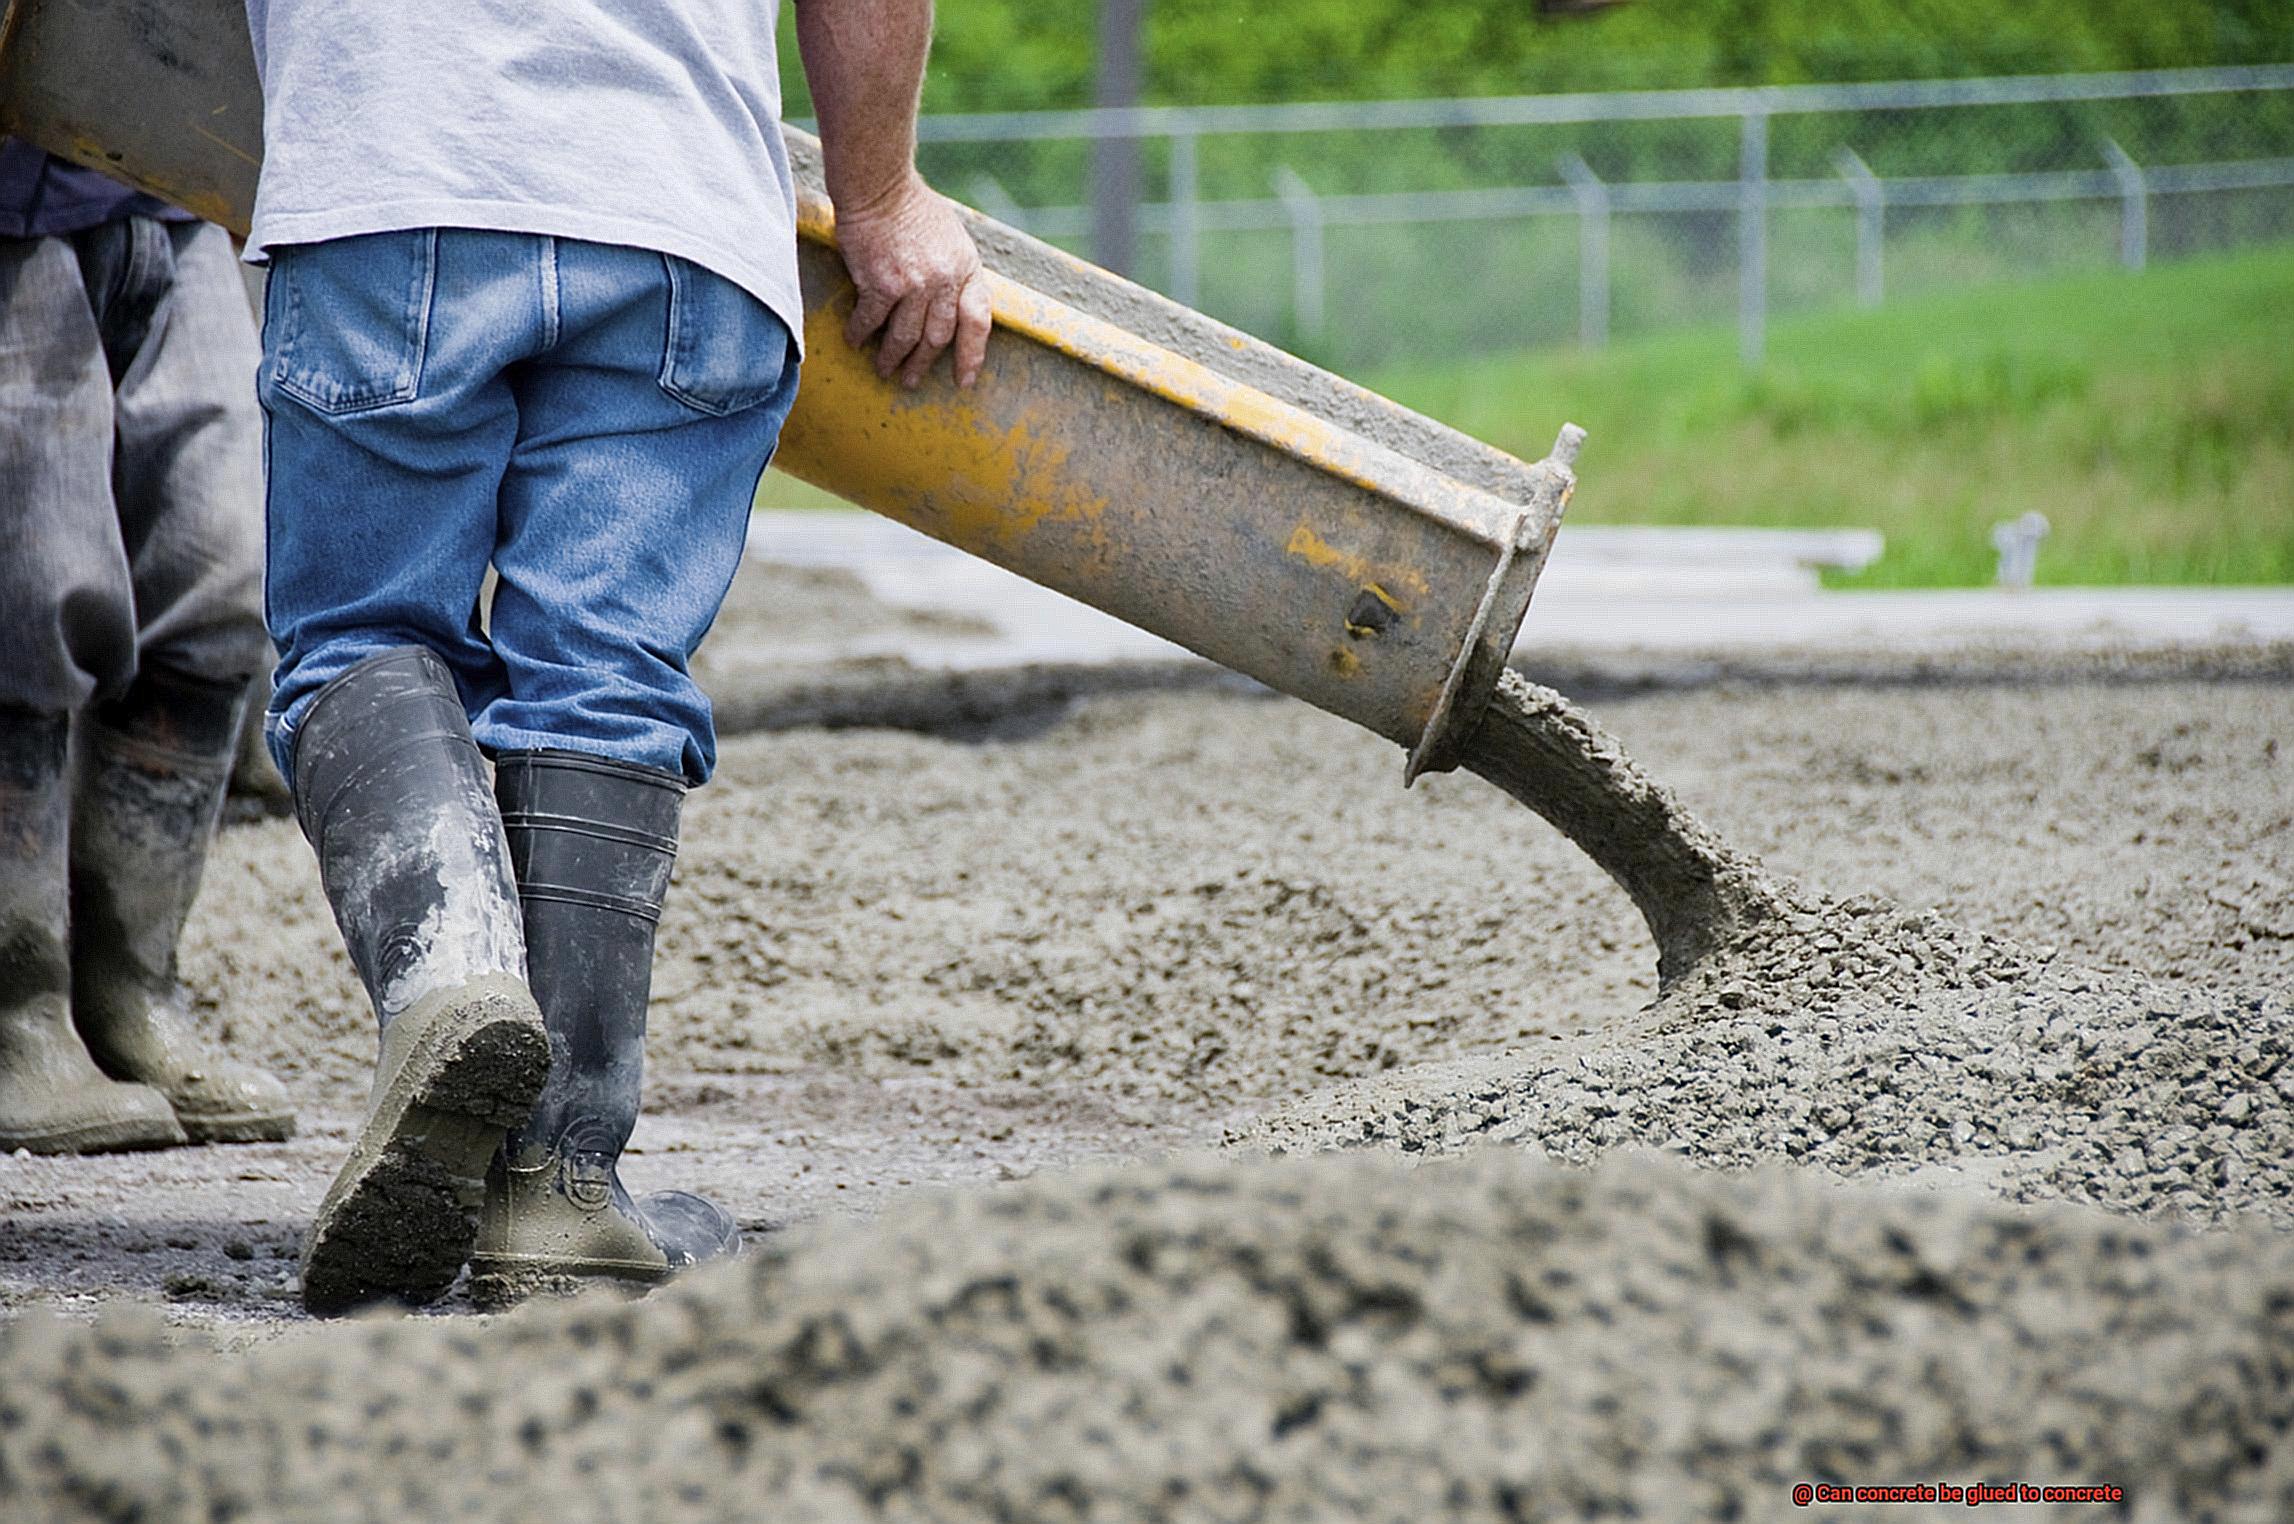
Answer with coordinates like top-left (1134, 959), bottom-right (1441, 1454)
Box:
top-left (0, 1112), bottom-right (188, 1154)
top-left (299, 976), bottom-right (548, 1317)
top-left (177, 1109), bottom-right (298, 1145)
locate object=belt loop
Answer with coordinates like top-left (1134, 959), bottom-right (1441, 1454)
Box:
top-left (539, 234), bottom-right (561, 351)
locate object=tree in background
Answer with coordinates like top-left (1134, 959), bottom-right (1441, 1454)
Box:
top-left (778, 0), bottom-right (2294, 115)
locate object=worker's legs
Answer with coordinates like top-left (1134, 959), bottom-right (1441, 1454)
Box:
top-left (260, 229), bottom-right (523, 784)
top-left (0, 221), bottom-right (259, 1153)
top-left (478, 240), bottom-right (798, 782)
top-left (262, 229), bottom-right (794, 792)
top-left (0, 232), bottom-right (137, 715)
top-left (286, 646), bottom-right (549, 1316)
top-left (0, 709), bottom-right (185, 1154)
top-left (72, 219), bottom-right (291, 1143)
top-left (259, 230), bottom-right (552, 1313)
top-left (260, 230), bottom-right (789, 1307)
top-left (470, 240), bottom-right (794, 1300)
top-left (109, 221), bottom-right (270, 689)
top-left (471, 750), bottom-right (741, 1305)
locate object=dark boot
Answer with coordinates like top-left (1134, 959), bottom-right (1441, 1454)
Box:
top-left (0, 708), bottom-right (185, 1153)
top-left (70, 668), bottom-right (295, 1143)
top-left (290, 648), bottom-right (550, 1316)
top-left (470, 751), bottom-right (739, 1307)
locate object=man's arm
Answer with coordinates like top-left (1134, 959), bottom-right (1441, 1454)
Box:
top-left (794, 0), bottom-right (991, 389)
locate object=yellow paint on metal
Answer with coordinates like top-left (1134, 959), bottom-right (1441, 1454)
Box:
top-left (785, 191), bottom-right (1478, 605)
top-left (1283, 524), bottom-right (1376, 585)
top-left (777, 291), bottom-right (1112, 564)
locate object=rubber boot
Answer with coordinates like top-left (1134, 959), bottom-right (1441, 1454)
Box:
top-left (290, 648), bottom-right (551, 1316)
top-left (470, 751), bottom-right (740, 1308)
top-left (70, 668), bottom-right (295, 1143)
top-left (0, 708), bottom-right (185, 1153)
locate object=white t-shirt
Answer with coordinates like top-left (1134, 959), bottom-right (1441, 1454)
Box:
top-left (242, 0), bottom-right (803, 352)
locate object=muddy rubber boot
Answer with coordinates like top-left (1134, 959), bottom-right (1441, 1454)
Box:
top-left (470, 751), bottom-right (740, 1308)
top-left (70, 669), bottom-right (296, 1143)
top-left (290, 648), bottom-right (551, 1316)
top-left (0, 709), bottom-right (186, 1154)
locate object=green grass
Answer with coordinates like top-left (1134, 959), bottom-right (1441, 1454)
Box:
top-left (1365, 248), bottom-right (2294, 586)
top-left (755, 466), bottom-right (850, 513)
top-left (761, 248), bottom-right (2294, 587)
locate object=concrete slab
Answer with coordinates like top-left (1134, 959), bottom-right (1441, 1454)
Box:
top-left (745, 511), bottom-right (1189, 670)
top-left (744, 510), bottom-right (2294, 672)
top-left (1521, 583), bottom-right (2294, 654)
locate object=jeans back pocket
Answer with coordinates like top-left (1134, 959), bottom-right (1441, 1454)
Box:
top-left (266, 230), bottom-right (436, 415)
top-left (657, 255), bottom-right (791, 417)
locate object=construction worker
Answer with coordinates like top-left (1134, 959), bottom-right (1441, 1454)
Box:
top-left (0, 140), bottom-right (295, 1155)
top-left (245, 0), bottom-right (991, 1312)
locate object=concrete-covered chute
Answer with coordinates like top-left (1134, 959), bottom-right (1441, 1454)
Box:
top-left (0, 0), bottom-right (1580, 779)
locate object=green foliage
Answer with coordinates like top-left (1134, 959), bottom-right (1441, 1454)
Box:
top-left (1365, 248), bottom-right (2294, 586)
top-left (777, 0), bottom-right (2294, 115)
top-left (784, 1), bottom-right (2294, 379)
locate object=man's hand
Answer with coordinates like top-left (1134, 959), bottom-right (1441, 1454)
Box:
top-left (835, 169), bottom-right (991, 389)
top-left (793, 0), bottom-right (993, 389)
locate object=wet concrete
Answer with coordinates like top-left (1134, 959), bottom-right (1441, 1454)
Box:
top-left (4, 558), bottom-right (2290, 1518)
top-left (7, 1147), bottom-right (2294, 1521)
top-left (1458, 670), bottom-right (1784, 982)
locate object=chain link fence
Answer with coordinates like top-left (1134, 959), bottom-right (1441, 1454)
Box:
top-left (882, 66), bottom-right (2294, 373)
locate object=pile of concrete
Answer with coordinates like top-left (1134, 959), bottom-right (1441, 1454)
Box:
top-left (9, 596), bottom-right (2290, 1518)
top-left (5, 1146), bottom-right (2292, 1522)
top-left (1254, 892), bottom-right (2294, 1224)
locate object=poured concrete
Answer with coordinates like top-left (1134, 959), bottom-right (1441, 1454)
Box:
top-left (5, 565), bottom-right (2290, 1519)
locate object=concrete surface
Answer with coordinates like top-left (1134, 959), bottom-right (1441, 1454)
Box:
top-left (742, 509), bottom-right (2294, 670)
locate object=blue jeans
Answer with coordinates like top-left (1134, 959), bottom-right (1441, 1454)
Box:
top-left (259, 229), bottom-right (798, 787)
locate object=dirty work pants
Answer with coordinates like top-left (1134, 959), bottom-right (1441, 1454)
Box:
top-left (0, 219), bottom-right (269, 711)
top-left (259, 229), bottom-right (799, 788)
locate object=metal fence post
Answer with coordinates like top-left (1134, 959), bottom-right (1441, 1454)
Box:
top-left (1833, 146), bottom-right (1885, 308)
top-left (2101, 137), bottom-right (2149, 271)
top-left (1089, 0), bottom-right (1144, 276)
top-left (1272, 166), bottom-right (1326, 343)
top-left (1738, 105), bottom-right (1768, 368)
top-left (1557, 153), bottom-right (1610, 347)
top-left (1168, 129), bottom-right (1202, 308)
